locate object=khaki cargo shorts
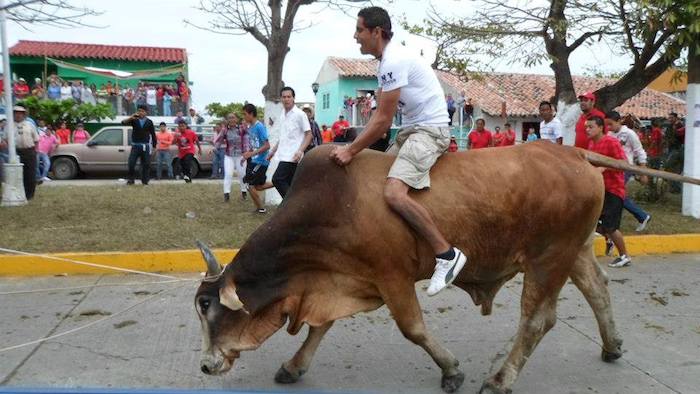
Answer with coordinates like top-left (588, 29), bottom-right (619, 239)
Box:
top-left (386, 125), bottom-right (450, 189)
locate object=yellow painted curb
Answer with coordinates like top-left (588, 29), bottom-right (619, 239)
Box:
top-left (1, 234), bottom-right (699, 277)
top-left (593, 234), bottom-right (700, 256)
top-left (0, 249), bottom-right (237, 277)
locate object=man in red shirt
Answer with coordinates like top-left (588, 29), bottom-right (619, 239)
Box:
top-left (467, 118), bottom-right (492, 149)
top-left (586, 116), bottom-right (630, 268)
top-left (331, 115), bottom-right (350, 141)
top-left (502, 122), bottom-right (516, 146)
top-left (492, 126), bottom-right (504, 146)
top-left (13, 78), bottom-right (30, 100)
top-left (55, 121), bottom-right (72, 144)
top-left (647, 120), bottom-right (664, 169)
top-left (574, 91), bottom-right (606, 148)
top-left (175, 120), bottom-right (201, 183)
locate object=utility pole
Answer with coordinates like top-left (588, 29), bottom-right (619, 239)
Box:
top-left (1, 0), bottom-right (28, 206)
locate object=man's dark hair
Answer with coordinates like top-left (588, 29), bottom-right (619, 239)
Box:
top-left (588, 116), bottom-right (605, 128)
top-left (280, 86), bottom-right (295, 98)
top-left (605, 111), bottom-right (621, 121)
top-left (177, 120), bottom-right (187, 125)
top-left (137, 104), bottom-right (148, 111)
top-left (504, 123), bottom-right (511, 127)
top-left (539, 101), bottom-right (552, 109)
top-left (669, 112), bottom-right (678, 118)
top-left (159, 121), bottom-right (167, 126)
top-left (358, 7), bottom-right (393, 40)
top-left (476, 118), bottom-right (485, 125)
top-left (243, 103), bottom-right (257, 117)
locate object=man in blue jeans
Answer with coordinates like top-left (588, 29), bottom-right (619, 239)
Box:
top-left (122, 104), bottom-right (157, 185)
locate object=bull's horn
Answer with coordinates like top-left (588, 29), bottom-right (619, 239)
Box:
top-left (196, 240), bottom-right (221, 277)
top-left (220, 284), bottom-right (245, 311)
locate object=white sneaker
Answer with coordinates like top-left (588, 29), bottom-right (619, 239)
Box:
top-left (635, 215), bottom-right (651, 232)
top-left (427, 248), bottom-right (467, 296)
top-left (608, 255), bottom-right (631, 268)
top-left (42, 177), bottom-right (52, 182)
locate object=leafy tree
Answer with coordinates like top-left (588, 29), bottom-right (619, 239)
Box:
top-left (405, 0), bottom-right (697, 134)
top-left (18, 96), bottom-right (114, 126)
top-left (204, 102), bottom-right (265, 121)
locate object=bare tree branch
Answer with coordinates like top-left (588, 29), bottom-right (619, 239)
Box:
top-left (2, 0), bottom-right (103, 30)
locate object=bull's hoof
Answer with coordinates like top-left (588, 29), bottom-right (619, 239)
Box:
top-left (274, 365), bottom-right (304, 384)
top-left (479, 381), bottom-right (512, 394)
top-left (602, 348), bottom-right (622, 362)
top-left (441, 371), bottom-right (465, 393)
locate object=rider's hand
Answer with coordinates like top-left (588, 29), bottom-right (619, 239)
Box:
top-left (330, 145), bottom-right (354, 166)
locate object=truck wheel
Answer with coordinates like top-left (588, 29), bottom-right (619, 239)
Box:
top-left (52, 157), bottom-right (78, 180)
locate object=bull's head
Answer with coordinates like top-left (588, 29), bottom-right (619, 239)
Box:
top-left (195, 241), bottom-right (254, 376)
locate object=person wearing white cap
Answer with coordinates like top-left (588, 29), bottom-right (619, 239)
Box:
top-left (9, 106), bottom-right (39, 199)
top-left (13, 78), bottom-right (30, 101)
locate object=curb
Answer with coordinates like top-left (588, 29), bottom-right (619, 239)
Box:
top-left (1, 234), bottom-right (700, 277)
top-left (0, 249), bottom-right (238, 277)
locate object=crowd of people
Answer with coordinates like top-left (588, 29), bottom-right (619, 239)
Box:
top-left (0, 72), bottom-right (191, 117)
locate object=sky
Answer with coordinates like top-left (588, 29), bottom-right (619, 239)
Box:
top-left (4, 0), bottom-right (630, 109)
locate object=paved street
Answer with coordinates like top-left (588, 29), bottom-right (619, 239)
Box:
top-left (1, 254), bottom-right (699, 393)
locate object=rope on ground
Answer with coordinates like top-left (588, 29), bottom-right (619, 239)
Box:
top-left (0, 282), bottom-right (190, 354)
top-left (0, 277), bottom-right (199, 296)
top-left (0, 246), bottom-right (182, 279)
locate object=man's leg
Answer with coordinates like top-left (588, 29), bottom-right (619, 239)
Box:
top-left (182, 154), bottom-right (193, 182)
top-left (384, 178), bottom-right (466, 296)
top-left (623, 172), bottom-right (649, 224)
top-left (609, 230), bottom-right (628, 258)
top-left (384, 178), bottom-right (451, 253)
top-left (272, 161), bottom-right (297, 198)
top-left (127, 146), bottom-right (138, 184)
top-left (249, 186), bottom-right (264, 210)
top-left (156, 151), bottom-right (165, 180)
top-left (18, 148), bottom-right (37, 199)
top-left (140, 148), bottom-right (151, 184)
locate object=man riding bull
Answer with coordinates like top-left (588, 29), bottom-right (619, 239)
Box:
top-left (330, 6), bottom-right (466, 296)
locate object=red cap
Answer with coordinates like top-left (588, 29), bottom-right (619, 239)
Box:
top-left (578, 91), bottom-right (596, 101)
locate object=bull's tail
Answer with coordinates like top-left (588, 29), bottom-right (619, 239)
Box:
top-left (584, 151), bottom-right (700, 186)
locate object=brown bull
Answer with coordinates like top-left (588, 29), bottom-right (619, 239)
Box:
top-left (195, 142), bottom-right (627, 393)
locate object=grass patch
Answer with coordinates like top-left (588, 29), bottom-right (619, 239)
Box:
top-left (0, 181), bottom-right (697, 254)
top-left (0, 183), bottom-right (272, 253)
top-left (620, 182), bottom-right (700, 235)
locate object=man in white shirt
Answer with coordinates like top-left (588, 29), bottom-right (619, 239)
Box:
top-left (538, 101), bottom-right (563, 144)
top-left (605, 111), bottom-right (651, 233)
top-left (330, 6), bottom-right (467, 297)
top-left (267, 86), bottom-right (312, 198)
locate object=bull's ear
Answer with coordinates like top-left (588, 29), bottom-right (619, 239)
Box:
top-left (219, 284), bottom-right (248, 313)
top-left (196, 240), bottom-right (221, 278)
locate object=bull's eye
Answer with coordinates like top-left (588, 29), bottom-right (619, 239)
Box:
top-left (199, 298), bottom-right (211, 314)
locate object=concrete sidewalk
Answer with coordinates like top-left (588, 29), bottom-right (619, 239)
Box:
top-left (1, 254), bottom-right (699, 393)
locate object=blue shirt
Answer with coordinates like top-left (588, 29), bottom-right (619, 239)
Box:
top-left (248, 121), bottom-right (269, 166)
top-left (47, 85), bottom-right (61, 100)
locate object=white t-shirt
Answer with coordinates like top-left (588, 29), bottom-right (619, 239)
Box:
top-left (377, 40), bottom-right (449, 127)
top-left (539, 117), bottom-right (563, 142)
top-left (60, 86), bottom-right (72, 100)
top-left (146, 89), bottom-right (157, 105)
top-left (277, 105), bottom-right (311, 162)
top-left (610, 125), bottom-right (647, 165)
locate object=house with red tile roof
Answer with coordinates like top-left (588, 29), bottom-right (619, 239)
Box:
top-left (314, 57), bottom-right (686, 142)
top-left (9, 40), bottom-right (188, 93)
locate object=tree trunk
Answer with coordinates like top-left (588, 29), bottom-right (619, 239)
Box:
top-left (549, 50), bottom-right (580, 145)
top-left (260, 45), bottom-right (289, 205)
top-left (682, 38), bottom-right (700, 217)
